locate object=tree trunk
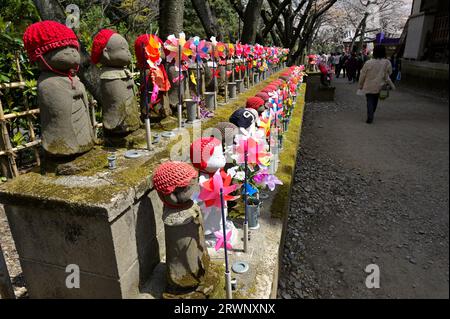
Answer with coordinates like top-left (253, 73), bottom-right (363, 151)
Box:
top-left (191, 0), bottom-right (223, 40)
top-left (159, 0), bottom-right (185, 40)
top-left (32, 0), bottom-right (102, 103)
top-left (241, 0), bottom-right (264, 44)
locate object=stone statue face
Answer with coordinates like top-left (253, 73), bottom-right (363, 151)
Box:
top-left (101, 34), bottom-right (132, 67)
top-left (40, 46), bottom-right (80, 71)
top-left (162, 178), bottom-right (199, 207)
top-left (204, 145), bottom-right (226, 173)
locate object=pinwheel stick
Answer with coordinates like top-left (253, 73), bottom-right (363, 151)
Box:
top-left (178, 44), bottom-right (183, 129)
top-left (220, 188), bottom-right (232, 299)
top-left (196, 45), bottom-right (201, 119)
top-left (224, 46), bottom-right (229, 103)
top-left (243, 142), bottom-right (249, 253)
top-left (141, 43), bottom-right (152, 150)
top-left (211, 45), bottom-right (217, 110)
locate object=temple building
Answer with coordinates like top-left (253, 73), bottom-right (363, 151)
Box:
top-left (401, 0), bottom-right (449, 90)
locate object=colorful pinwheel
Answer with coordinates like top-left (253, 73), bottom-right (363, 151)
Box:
top-left (259, 115), bottom-right (271, 137)
top-left (227, 43), bottom-right (235, 58)
top-left (236, 42), bottom-right (243, 58)
top-left (164, 32), bottom-right (193, 71)
top-left (145, 34), bottom-right (163, 69)
top-left (210, 36), bottom-right (226, 60)
top-left (214, 230), bottom-right (233, 251)
top-left (198, 169), bottom-right (240, 208)
top-left (235, 136), bottom-right (270, 167)
top-left (253, 169), bottom-right (283, 191)
top-left (189, 36), bottom-right (211, 63)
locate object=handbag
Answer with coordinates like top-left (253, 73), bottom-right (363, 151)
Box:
top-left (379, 83), bottom-right (390, 100)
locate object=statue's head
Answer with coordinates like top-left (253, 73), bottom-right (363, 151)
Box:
top-left (23, 20), bottom-right (80, 72)
top-left (40, 46), bottom-right (80, 71)
top-left (190, 137), bottom-right (226, 174)
top-left (255, 92), bottom-right (271, 110)
top-left (229, 108), bottom-right (258, 131)
top-left (215, 122), bottom-right (239, 149)
top-left (91, 29), bottom-right (131, 67)
top-left (246, 96), bottom-right (266, 115)
top-left (153, 161), bottom-right (199, 208)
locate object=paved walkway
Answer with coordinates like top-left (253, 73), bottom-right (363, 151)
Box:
top-left (278, 77), bottom-right (449, 299)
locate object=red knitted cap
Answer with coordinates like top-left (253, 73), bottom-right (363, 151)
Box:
top-left (262, 85), bottom-right (277, 93)
top-left (153, 161), bottom-right (198, 195)
top-left (255, 91), bottom-right (270, 102)
top-left (134, 34), bottom-right (150, 69)
top-left (246, 97), bottom-right (264, 111)
top-left (23, 21), bottom-right (79, 62)
top-left (91, 29), bottom-right (116, 64)
top-left (190, 137), bottom-right (222, 171)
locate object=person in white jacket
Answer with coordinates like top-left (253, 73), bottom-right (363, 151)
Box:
top-left (358, 45), bottom-right (395, 124)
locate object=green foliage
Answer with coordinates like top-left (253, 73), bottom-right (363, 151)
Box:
top-left (0, 0), bottom-right (40, 169)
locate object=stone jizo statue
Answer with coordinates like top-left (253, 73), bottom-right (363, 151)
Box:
top-left (152, 161), bottom-right (209, 291)
top-left (23, 20), bottom-right (95, 157)
top-left (91, 29), bottom-right (141, 136)
top-left (190, 137), bottom-right (238, 247)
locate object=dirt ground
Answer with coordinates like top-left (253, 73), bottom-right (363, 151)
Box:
top-left (278, 77), bottom-right (449, 299)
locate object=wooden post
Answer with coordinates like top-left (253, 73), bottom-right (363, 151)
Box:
top-left (15, 54), bottom-right (40, 167)
top-left (0, 242), bottom-right (15, 299)
top-left (0, 98), bottom-right (19, 179)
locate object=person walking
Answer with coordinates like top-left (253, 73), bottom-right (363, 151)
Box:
top-left (346, 52), bottom-right (358, 83)
top-left (333, 53), bottom-right (342, 77)
top-left (358, 45), bottom-right (394, 124)
top-left (390, 53), bottom-right (401, 83)
top-left (341, 52), bottom-right (348, 78)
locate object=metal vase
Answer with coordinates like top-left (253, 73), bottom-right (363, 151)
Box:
top-left (254, 73), bottom-right (260, 84)
top-left (248, 203), bottom-right (260, 230)
top-left (204, 92), bottom-right (216, 111)
top-left (235, 79), bottom-right (244, 94)
top-left (228, 82), bottom-right (237, 99)
top-left (185, 99), bottom-right (197, 123)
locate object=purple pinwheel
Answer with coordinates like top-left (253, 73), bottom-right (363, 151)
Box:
top-left (254, 169), bottom-right (283, 191)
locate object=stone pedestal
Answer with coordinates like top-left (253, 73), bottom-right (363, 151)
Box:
top-left (0, 148), bottom-right (165, 298)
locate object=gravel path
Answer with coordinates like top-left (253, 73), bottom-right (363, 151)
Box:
top-left (278, 78), bottom-right (449, 299)
top-left (0, 205), bottom-right (26, 298)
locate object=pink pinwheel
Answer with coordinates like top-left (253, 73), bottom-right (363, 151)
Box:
top-left (236, 42), bottom-right (243, 58)
top-left (198, 169), bottom-right (240, 208)
top-left (235, 136), bottom-right (270, 167)
top-left (254, 44), bottom-right (264, 58)
top-left (253, 169), bottom-right (283, 191)
top-left (214, 230), bottom-right (233, 251)
top-left (243, 44), bottom-right (252, 58)
top-left (164, 33), bottom-right (193, 71)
